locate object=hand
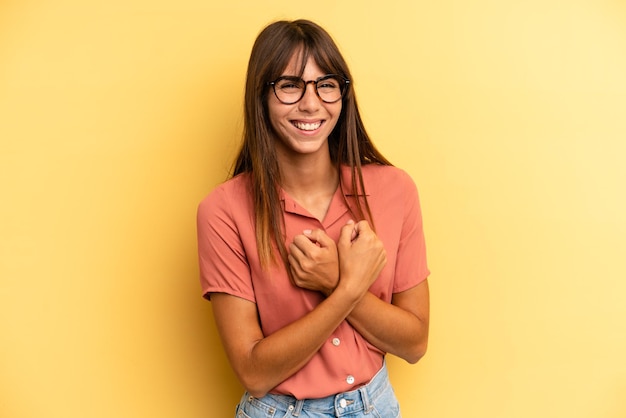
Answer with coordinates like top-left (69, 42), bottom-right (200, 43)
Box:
top-left (288, 228), bottom-right (339, 296)
top-left (336, 220), bottom-right (387, 298)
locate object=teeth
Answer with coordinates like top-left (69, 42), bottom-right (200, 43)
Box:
top-left (293, 121), bottom-right (321, 131)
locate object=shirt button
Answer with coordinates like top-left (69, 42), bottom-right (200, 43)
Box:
top-left (339, 398), bottom-right (347, 408)
top-left (346, 375), bottom-right (355, 385)
top-left (332, 338), bottom-right (340, 346)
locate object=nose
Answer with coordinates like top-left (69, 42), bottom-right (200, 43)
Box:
top-left (297, 81), bottom-right (321, 111)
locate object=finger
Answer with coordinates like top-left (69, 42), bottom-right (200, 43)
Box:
top-left (288, 253), bottom-right (307, 279)
top-left (338, 220), bottom-right (356, 246)
top-left (354, 220), bottom-right (378, 242)
top-left (289, 240), bottom-right (307, 261)
top-left (292, 234), bottom-right (318, 256)
top-left (354, 220), bottom-right (372, 235)
top-left (304, 228), bottom-right (334, 249)
top-left (350, 226), bottom-right (358, 241)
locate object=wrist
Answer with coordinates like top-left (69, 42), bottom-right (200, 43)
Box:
top-left (321, 282), bottom-right (337, 298)
top-left (331, 276), bottom-right (367, 305)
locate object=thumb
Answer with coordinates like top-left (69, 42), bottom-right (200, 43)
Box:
top-left (338, 220), bottom-right (356, 245)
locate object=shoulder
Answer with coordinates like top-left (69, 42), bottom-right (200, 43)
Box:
top-left (360, 164), bottom-right (417, 191)
top-left (197, 173), bottom-right (252, 220)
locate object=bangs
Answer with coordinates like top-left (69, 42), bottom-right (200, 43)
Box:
top-left (298, 41), bottom-right (347, 78)
top-left (267, 34), bottom-right (347, 80)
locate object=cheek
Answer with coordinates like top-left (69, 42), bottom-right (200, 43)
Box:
top-left (327, 104), bottom-right (342, 127)
top-left (267, 101), bottom-right (289, 129)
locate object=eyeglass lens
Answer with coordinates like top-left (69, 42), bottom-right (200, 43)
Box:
top-left (273, 75), bottom-right (346, 104)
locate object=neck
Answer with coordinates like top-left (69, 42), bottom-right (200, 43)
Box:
top-left (277, 146), bottom-right (339, 203)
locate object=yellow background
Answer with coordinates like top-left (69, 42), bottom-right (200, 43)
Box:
top-left (2, 0), bottom-right (625, 417)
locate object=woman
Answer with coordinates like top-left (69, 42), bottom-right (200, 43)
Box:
top-left (197, 19), bottom-right (430, 417)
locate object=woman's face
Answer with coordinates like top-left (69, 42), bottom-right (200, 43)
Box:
top-left (267, 54), bottom-right (342, 161)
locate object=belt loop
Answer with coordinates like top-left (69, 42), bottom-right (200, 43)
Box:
top-left (359, 386), bottom-right (373, 414)
top-left (292, 399), bottom-right (304, 416)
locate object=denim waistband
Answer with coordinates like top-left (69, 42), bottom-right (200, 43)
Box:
top-left (246, 362), bottom-right (391, 417)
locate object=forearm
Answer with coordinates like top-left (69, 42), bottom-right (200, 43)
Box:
top-left (217, 287), bottom-right (362, 398)
top-left (346, 284), bottom-right (429, 363)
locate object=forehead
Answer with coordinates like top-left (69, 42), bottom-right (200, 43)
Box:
top-left (281, 52), bottom-right (325, 78)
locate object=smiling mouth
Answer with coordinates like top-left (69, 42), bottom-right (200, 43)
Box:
top-left (292, 121), bottom-right (322, 131)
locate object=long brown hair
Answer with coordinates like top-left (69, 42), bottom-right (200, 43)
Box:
top-left (232, 19), bottom-right (391, 268)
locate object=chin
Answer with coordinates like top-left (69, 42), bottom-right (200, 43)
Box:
top-left (282, 139), bottom-right (328, 156)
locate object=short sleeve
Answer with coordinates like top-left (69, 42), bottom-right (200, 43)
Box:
top-left (393, 171), bottom-right (430, 293)
top-left (196, 183), bottom-right (256, 302)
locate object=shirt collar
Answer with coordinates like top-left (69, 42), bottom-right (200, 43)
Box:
top-left (278, 165), bottom-right (369, 201)
top-left (279, 165), bottom-right (369, 221)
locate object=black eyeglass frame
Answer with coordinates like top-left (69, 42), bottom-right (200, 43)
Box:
top-left (267, 74), bottom-right (351, 105)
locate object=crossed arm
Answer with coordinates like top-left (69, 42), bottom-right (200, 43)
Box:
top-left (210, 220), bottom-right (429, 398)
top-left (288, 224), bottom-right (430, 363)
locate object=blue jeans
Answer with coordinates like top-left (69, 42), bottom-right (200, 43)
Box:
top-left (235, 363), bottom-right (402, 417)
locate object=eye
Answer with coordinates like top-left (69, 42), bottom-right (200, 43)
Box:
top-left (317, 78), bottom-right (340, 91)
top-left (276, 78), bottom-right (304, 91)
top-left (319, 82), bottom-right (338, 89)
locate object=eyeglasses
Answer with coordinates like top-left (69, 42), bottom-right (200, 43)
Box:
top-left (267, 74), bottom-right (350, 104)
